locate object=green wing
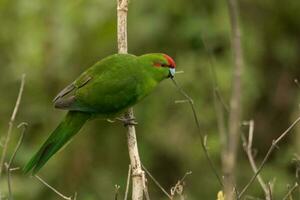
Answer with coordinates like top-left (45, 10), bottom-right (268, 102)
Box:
top-left (53, 54), bottom-right (143, 115)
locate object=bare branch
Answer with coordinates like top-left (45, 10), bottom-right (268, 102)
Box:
top-left (282, 182), bottom-right (298, 200)
top-left (141, 171), bottom-right (150, 200)
top-left (115, 185), bottom-right (120, 200)
top-left (171, 78), bottom-right (224, 187)
top-left (124, 164), bottom-right (131, 200)
top-left (0, 74), bottom-right (26, 178)
top-left (225, 0), bottom-right (244, 197)
top-left (294, 79), bottom-right (300, 89)
top-left (143, 178), bottom-right (151, 200)
top-left (170, 171), bottom-right (192, 200)
top-left (293, 154), bottom-right (300, 179)
top-left (174, 99), bottom-right (190, 104)
top-left (35, 175), bottom-right (75, 200)
top-left (241, 120), bottom-right (272, 200)
top-left (5, 122), bottom-right (28, 200)
top-left (117, 0), bottom-right (145, 199)
top-left (267, 181), bottom-right (275, 200)
top-left (142, 164), bottom-right (172, 199)
top-left (175, 70), bottom-right (185, 74)
top-left (239, 116), bottom-right (300, 199)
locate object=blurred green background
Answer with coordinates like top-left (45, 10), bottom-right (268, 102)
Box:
top-left (0, 0), bottom-right (300, 199)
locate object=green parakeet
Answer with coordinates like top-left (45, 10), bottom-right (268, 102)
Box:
top-left (24, 53), bottom-right (176, 174)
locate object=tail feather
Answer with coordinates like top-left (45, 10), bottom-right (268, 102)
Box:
top-left (24, 111), bottom-right (90, 174)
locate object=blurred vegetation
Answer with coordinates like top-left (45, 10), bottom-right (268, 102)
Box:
top-left (0, 0), bottom-right (300, 199)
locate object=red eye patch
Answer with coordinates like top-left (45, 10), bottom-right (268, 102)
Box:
top-left (154, 62), bottom-right (162, 67)
top-left (163, 54), bottom-right (176, 68)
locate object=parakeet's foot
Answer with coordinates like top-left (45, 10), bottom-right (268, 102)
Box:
top-left (116, 117), bottom-right (138, 126)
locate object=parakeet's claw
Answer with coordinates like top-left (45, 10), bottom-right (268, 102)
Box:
top-left (116, 117), bottom-right (138, 126)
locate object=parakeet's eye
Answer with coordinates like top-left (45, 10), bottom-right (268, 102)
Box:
top-left (153, 62), bottom-right (167, 67)
top-left (152, 54), bottom-right (176, 69)
top-left (153, 61), bottom-right (174, 68)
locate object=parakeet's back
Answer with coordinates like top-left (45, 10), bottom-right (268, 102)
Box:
top-left (54, 54), bottom-right (166, 117)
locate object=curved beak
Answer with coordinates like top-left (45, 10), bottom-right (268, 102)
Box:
top-left (169, 68), bottom-right (176, 78)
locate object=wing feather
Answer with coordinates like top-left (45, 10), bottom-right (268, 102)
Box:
top-left (53, 76), bottom-right (92, 109)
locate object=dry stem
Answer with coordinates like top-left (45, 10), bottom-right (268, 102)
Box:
top-left (0, 74), bottom-right (25, 199)
top-left (0, 74), bottom-right (26, 178)
top-left (171, 78), bottom-right (223, 187)
top-left (124, 164), bottom-right (131, 200)
top-left (241, 120), bottom-right (271, 200)
top-left (239, 116), bottom-right (300, 198)
top-left (5, 122), bottom-right (27, 200)
top-left (225, 0), bottom-right (244, 198)
top-left (35, 175), bottom-right (75, 200)
top-left (115, 185), bottom-right (121, 200)
top-left (117, 0), bottom-right (145, 199)
top-left (170, 171), bottom-right (192, 200)
top-left (282, 182), bottom-right (298, 200)
top-left (142, 164), bottom-right (172, 199)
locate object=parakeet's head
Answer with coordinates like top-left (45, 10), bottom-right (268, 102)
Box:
top-left (139, 53), bottom-right (176, 78)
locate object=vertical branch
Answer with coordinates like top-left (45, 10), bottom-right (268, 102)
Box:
top-left (5, 122), bottom-right (28, 200)
top-left (0, 74), bottom-right (26, 180)
top-left (124, 165), bottom-right (131, 200)
top-left (117, 0), bottom-right (145, 199)
top-left (117, 0), bottom-right (128, 54)
top-left (224, 0), bottom-right (244, 198)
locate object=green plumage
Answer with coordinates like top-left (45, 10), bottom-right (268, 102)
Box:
top-left (23, 112), bottom-right (90, 174)
top-left (24, 53), bottom-right (175, 174)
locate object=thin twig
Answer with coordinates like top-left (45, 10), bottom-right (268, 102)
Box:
top-left (293, 154), bottom-right (300, 179)
top-left (239, 116), bottom-right (300, 199)
top-left (241, 120), bottom-right (271, 200)
top-left (142, 164), bottom-right (172, 199)
top-left (143, 177), bottom-right (151, 200)
top-left (294, 79), bottom-right (300, 89)
top-left (171, 78), bottom-right (224, 187)
top-left (124, 165), bottom-right (131, 200)
top-left (35, 175), bottom-right (73, 200)
top-left (282, 182), bottom-right (298, 200)
top-left (179, 171), bottom-right (192, 183)
top-left (0, 74), bottom-right (26, 178)
top-left (5, 122), bottom-right (28, 200)
top-left (170, 171), bottom-right (192, 200)
top-left (267, 182), bottom-right (274, 200)
top-left (175, 70), bottom-right (185, 74)
top-left (115, 185), bottom-right (120, 200)
top-left (73, 193), bottom-right (77, 200)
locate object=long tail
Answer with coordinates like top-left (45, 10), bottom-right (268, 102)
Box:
top-left (24, 111), bottom-right (91, 175)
